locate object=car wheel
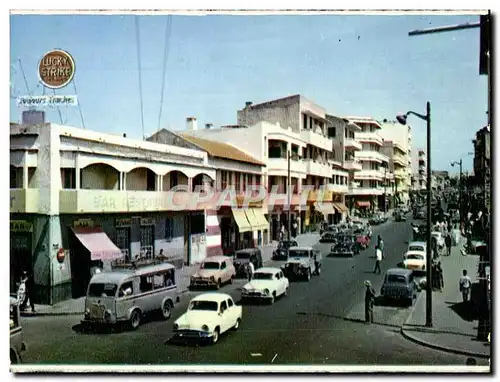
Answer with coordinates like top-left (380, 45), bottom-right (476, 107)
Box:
top-left (232, 318), bottom-right (241, 330)
top-left (129, 309), bottom-right (141, 330)
top-left (162, 301), bottom-right (172, 320)
top-left (306, 269), bottom-right (311, 281)
top-left (211, 327), bottom-right (220, 344)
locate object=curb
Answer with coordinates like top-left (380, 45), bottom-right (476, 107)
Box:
top-left (399, 290), bottom-right (490, 359)
top-left (400, 325), bottom-right (490, 359)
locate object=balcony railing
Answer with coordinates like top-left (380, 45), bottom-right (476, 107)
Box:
top-left (353, 170), bottom-right (384, 180)
top-left (344, 159), bottom-right (363, 171)
top-left (304, 159), bottom-right (332, 178)
top-left (300, 130), bottom-right (332, 151)
top-left (344, 138), bottom-right (362, 150)
top-left (354, 132), bottom-right (384, 146)
top-left (355, 151), bottom-right (389, 163)
top-left (347, 187), bottom-right (384, 196)
top-left (10, 189), bottom-right (40, 213)
top-left (267, 157), bottom-right (306, 175)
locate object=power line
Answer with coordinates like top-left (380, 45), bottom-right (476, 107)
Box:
top-left (156, 15), bottom-right (173, 140)
top-left (18, 59), bottom-right (32, 97)
top-left (73, 78), bottom-right (86, 129)
top-left (135, 16), bottom-right (145, 140)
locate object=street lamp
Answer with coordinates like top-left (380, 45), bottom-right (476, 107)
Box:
top-left (396, 101), bottom-right (433, 328)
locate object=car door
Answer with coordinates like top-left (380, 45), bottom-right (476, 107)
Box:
top-left (226, 297), bottom-right (238, 325)
top-left (220, 261), bottom-right (229, 283)
top-left (219, 300), bottom-right (230, 333)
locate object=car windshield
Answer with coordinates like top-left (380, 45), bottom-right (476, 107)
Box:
top-left (252, 273), bottom-right (273, 280)
top-left (387, 275), bottom-right (407, 283)
top-left (188, 300), bottom-right (218, 311)
top-left (406, 254), bottom-right (424, 260)
top-left (409, 246), bottom-right (424, 252)
top-left (289, 250), bottom-right (309, 258)
top-left (202, 262), bottom-right (220, 270)
top-left (236, 252), bottom-right (251, 259)
top-left (88, 283), bottom-right (117, 297)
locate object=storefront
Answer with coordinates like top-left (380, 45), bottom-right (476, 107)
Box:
top-left (10, 219), bottom-right (34, 294)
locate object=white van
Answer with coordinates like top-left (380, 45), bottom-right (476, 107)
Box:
top-left (82, 262), bottom-right (178, 330)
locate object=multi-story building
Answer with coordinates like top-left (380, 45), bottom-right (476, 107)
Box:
top-left (378, 120), bottom-right (412, 205)
top-left (472, 125), bottom-right (491, 213)
top-left (10, 122), bottom-right (225, 304)
top-left (430, 171), bottom-right (449, 191)
top-left (148, 118), bottom-right (268, 256)
top-left (411, 148), bottom-right (427, 190)
top-left (344, 116), bottom-right (391, 212)
top-left (183, 95), bottom-right (349, 234)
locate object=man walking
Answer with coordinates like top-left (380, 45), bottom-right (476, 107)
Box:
top-left (377, 235), bottom-right (384, 259)
top-left (364, 280), bottom-right (376, 324)
top-left (445, 233), bottom-right (452, 256)
top-left (373, 245), bottom-right (382, 274)
top-left (459, 269), bottom-right (472, 303)
top-left (247, 261), bottom-right (254, 282)
top-left (20, 270), bottom-right (36, 313)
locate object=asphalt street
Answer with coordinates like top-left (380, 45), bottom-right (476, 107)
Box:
top-left (20, 218), bottom-right (485, 366)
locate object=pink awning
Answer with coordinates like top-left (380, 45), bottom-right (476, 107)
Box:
top-left (72, 227), bottom-right (123, 261)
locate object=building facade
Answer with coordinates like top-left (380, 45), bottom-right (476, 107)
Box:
top-left (344, 117), bottom-right (391, 212)
top-left (10, 122), bottom-right (219, 304)
top-left (472, 125), bottom-right (491, 214)
top-left (411, 148), bottom-right (427, 190)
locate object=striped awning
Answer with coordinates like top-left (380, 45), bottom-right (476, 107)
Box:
top-left (314, 202), bottom-right (336, 216)
top-left (334, 203), bottom-right (348, 213)
top-left (232, 209), bottom-right (252, 233)
top-left (72, 227), bottom-right (123, 261)
top-left (246, 208), bottom-right (269, 231)
top-left (356, 201), bottom-right (371, 208)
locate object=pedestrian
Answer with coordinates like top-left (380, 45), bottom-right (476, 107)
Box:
top-left (459, 269), bottom-right (472, 303)
top-left (247, 261), bottom-right (254, 282)
top-left (436, 261), bottom-right (444, 291)
top-left (445, 233), bottom-right (452, 256)
top-left (377, 235), bottom-right (384, 259)
top-left (364, 280), bottom-right (376, 324)
top-left (20, 270), bottom-right (36, 313)
top-left (373, 245), bottom-right (382, 274)
top-left (292, 220), bottom-right (298, 238)
top-left (431, 263), bottom-right (438, 291)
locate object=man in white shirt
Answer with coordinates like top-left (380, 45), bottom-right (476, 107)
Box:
top-left (373, 246), bottom-right (382, 274)
top-left (459, 269), bottom-right (472, 303)
top-left (247, 261), bottom-right (255, 282)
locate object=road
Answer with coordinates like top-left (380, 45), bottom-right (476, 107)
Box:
top-left (20, 217), bottom-right (485, 366)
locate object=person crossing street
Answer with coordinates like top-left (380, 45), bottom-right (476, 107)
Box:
top-left (459, 269), bottom-right (472, 303)
top-left (373, 245), bottom-right (382, 274)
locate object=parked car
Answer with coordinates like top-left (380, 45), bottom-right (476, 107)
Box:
top-left (352, 228), bottom-right (370, 249)
top-left (380, 268), bottom-right (419, 306)
top-left (407, 241), bottom-right (427, 255)
top-left (241, 267), bottom-right (289, 304)
top-left (172, 293), bottom-right (242, 345)
top-left (233, 248), bottom-right (263, 277)
top-left (329, 235), bottom-right (360, 257)
top-left (10, 296), bottom-right (26, 364)
top-left (368, 215), bottom-right (382, 225)
top-left (319, 232), bottom-right (339, 243)
top-left (272, 240), bottom-right (298, 260)
top-left (190, 256), bottom-right (236, 289)
top-left (282, 246), bottom-right (322, 281)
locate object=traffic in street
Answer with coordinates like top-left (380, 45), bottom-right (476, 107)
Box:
top-left (19, 217), bottom-right (483, 366)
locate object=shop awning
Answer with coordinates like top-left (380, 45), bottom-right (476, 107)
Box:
top-left (314, 202), bottom-right (336, 215)
top-left (247, 208), bottom-right (269, 231)
top-left (72, 227), bottom-right (123, 261)
top-left (334, 203), bottom-right (348, 213)
top-left (232, 209), bottom-right (252, 233)
top-left (356, 201), bottom-right (371, 208)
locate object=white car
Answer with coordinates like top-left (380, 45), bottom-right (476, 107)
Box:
top-left (407, 241), bottom-right (427, 254)
top-left (403, 251), bottom-right (426, 271)
top-left (172, 293), bottom-right (242, 344)
top-left (241, 267), bottom-right (289, 304)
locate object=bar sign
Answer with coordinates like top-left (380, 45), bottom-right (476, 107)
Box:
top-left (116, 218), bottom-right (132, 227)
top-left (140, 218), bottom-right (155, 226)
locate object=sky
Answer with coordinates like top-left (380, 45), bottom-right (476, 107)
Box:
top-left (9, 12), bottom-right (488, 173)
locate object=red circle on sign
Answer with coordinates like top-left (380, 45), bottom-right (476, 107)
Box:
top-left (57, 248), bottom-right (65, 263)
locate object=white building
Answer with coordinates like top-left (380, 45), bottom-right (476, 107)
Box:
top-left (378, 120), bottom-right (413, 205)
top-left (411, 148), bottom-right (427, 190)
top-left (344, 116), bottom-right (391, 212)
top-left (182, 95), bottom-right (350, 236)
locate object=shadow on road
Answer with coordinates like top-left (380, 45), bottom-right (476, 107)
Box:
top-left (446, 301), bottom-right (479, 322)
top-left (72, 312), bottom-right (168, 335)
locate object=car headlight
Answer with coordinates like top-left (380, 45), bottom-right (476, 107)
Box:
top-left (173, 323), bottom-right (179, 331)
top-left (263, 289), bottom-right (270, 296)
top-left (201, 325), bottom-right (209, 332)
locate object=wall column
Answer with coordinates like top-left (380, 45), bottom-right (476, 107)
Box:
top-left (75, 154), bottom-right (80, 190)
top-left (188, 177), bottom-right (193, 193)
top-left (22, 150), bottom-right (29, 189)
top-left (157, 175), bottom-right (163, 191)
top-left (122, 172), bottom-right (127, 191)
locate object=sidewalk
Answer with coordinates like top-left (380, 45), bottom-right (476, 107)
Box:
top-left (22, 242), bottom-right (279, 317)
top-left (401, 239), bottom-right (491, 359)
